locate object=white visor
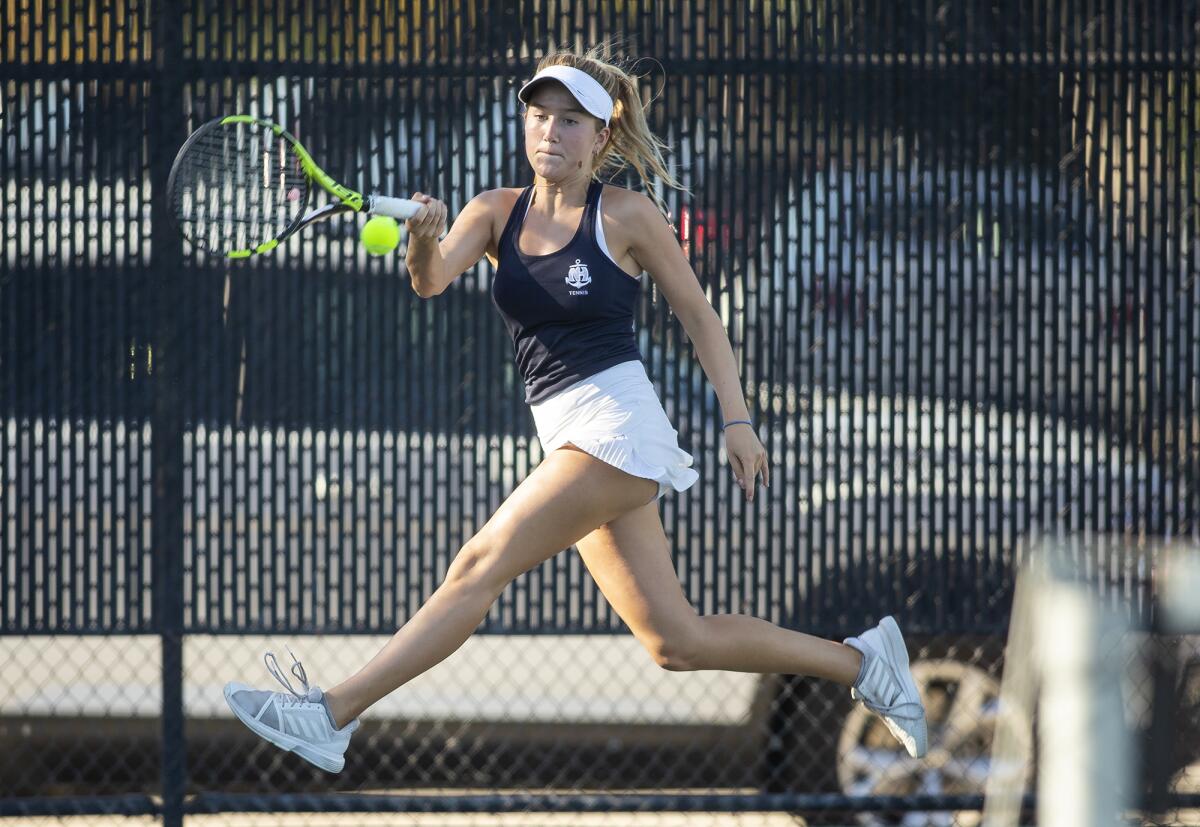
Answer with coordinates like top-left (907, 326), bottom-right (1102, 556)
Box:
top-left (518, 65), bottom-right (614, 126)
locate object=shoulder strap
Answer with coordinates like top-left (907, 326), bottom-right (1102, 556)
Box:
top-left (581, 179), bottom-right (602, 233)
top-left (499, 186), bottom-right (534, 249)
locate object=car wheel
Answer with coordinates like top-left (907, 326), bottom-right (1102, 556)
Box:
top-left (835, 658), bottom-right (1031, 827)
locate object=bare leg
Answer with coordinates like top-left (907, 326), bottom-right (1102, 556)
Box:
top-left (689, 615), bottom-right (863, 683)
top-left (324, 579), bottom-right (497, 729)
top-left (574, 501), bottom-right (865, 686)
top-left (321, 444), bottom-right (660, 730)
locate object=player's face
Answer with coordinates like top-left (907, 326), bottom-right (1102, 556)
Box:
top-left (524, 84), bottom-right (608, 182)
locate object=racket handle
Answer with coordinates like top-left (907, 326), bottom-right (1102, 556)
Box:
top-left (368, 194), bottom-right (422, 220)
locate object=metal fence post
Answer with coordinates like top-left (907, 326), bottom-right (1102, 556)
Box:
top-left (150, 2), bottom-right (187, 825)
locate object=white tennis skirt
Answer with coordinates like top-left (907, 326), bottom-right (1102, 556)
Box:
top-left (530, 359), bottom-right (700, 503)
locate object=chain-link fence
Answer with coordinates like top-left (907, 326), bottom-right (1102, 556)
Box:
top-left (2, 0), bottom-right (1199, 825)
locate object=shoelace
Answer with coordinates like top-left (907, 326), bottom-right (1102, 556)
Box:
top-left (858, 693), bottom-right (925, 719)
top-left (264, 645), bottom-right (311, 702)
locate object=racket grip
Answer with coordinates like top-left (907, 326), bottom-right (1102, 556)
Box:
top-left (368, 194), bottom-right (422, 220)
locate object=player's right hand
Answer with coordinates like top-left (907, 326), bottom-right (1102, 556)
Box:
top-left (406, 192), bottom-right (447, 239)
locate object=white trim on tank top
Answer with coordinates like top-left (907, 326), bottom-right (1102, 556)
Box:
top-left (521, 188), bottom-right (621, 268)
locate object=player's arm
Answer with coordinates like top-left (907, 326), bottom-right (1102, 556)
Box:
top-left (623, 193), bottom-right (753, 425)
top-left (623, 193), bottom-right (720, 330)
top-left (405, 190), bottom-right (499, 298)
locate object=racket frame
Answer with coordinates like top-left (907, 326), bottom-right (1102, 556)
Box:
top-left (221, 115), bottom-right (365, 258)
top-left (170, 114), bottom-right (418, 258)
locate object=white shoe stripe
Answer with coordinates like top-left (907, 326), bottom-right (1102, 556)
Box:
top-left (278, 707), bottom-right (333, 743)
top-left (309, 714), bottom-right (326, 741)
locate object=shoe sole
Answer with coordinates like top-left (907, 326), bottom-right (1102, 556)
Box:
top-left (223, 684), bottom-right (346, 773)
top-left (877, 616), bottom-right (928, 758)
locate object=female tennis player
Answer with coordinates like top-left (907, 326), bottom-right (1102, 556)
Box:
top-left (224, 46), bottom-right (927, 774)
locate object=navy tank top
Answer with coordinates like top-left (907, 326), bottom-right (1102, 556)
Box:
top-left (491, 179), bottom-right (644, 404)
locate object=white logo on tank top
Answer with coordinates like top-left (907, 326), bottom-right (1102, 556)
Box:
top-left (565, 259), bottom-right (591, 295)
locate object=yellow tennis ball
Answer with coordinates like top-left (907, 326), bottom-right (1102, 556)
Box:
top-left (361, 215), bottom-right (400, 256)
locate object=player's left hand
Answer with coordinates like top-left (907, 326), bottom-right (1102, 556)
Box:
top-left (724, 424), bottom-right (769, 502)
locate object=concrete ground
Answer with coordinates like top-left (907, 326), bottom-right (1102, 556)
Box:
top-left (0, 813), bottom-right (811, 827)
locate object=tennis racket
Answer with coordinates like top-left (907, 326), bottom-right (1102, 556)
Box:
top-left (167, 114), bottom-right (422, 258)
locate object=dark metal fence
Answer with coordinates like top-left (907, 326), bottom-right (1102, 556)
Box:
top-left (2, 0), bottom-right (1198, 825)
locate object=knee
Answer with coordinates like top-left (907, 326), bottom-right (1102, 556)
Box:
top-left (642, 625), bottom-right (703, 672)
top-left (444, 540), bottom-right (507, 597)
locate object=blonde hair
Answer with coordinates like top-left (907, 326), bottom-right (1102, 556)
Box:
top-left (524, 40), bottom-right (688, 224)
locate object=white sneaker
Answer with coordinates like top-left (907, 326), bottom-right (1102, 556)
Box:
top-left (843, 615), bottom-right (928, 758)
top-left (224, 646), bottom-right (360, 774)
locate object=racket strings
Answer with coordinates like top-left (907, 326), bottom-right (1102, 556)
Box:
top-left (171, 122), bottom-right (310, 253)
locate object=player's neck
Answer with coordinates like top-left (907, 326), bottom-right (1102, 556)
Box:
top-left (530, 173), bottom-right (591, 213)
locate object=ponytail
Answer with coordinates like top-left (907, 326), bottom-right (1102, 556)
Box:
top-left (529, 40), bottom-right (689, 226)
